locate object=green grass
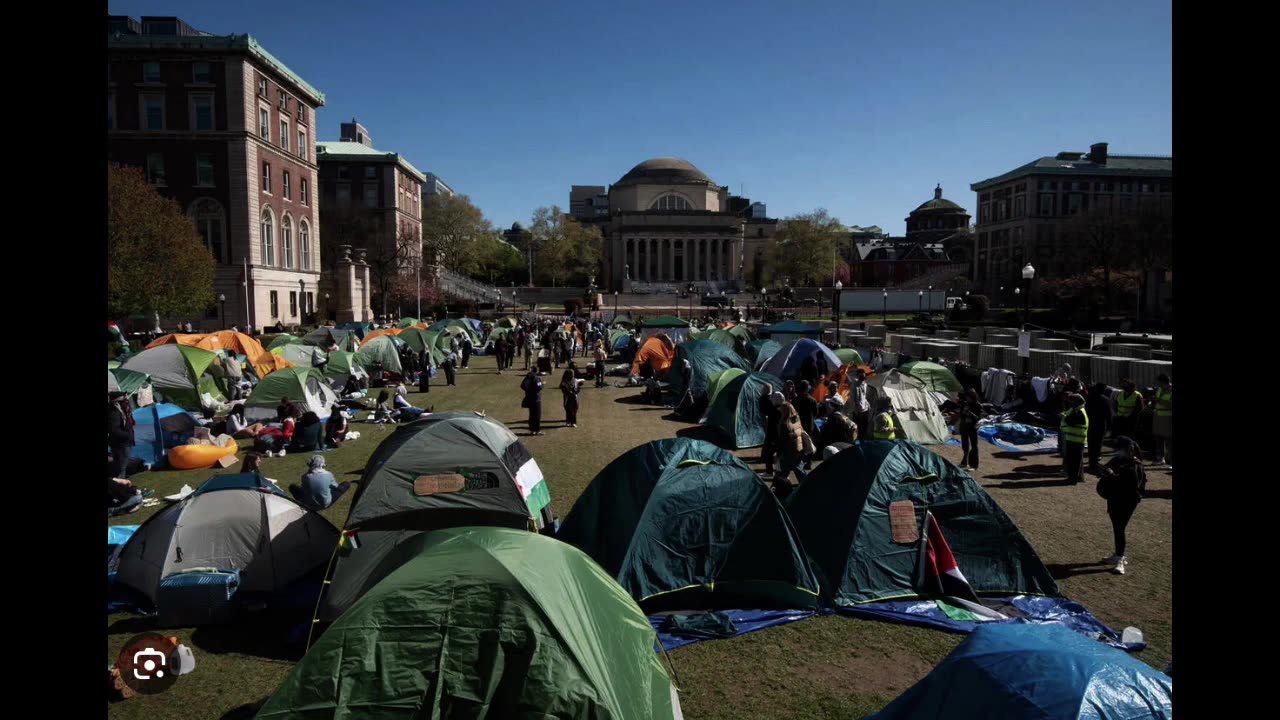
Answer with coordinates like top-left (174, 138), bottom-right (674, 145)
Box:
top-left (109, 351), bottom-right (1173, 718)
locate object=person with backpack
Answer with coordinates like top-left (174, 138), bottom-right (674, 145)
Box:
top-left (1096, 436), bottom-right (1147, 575)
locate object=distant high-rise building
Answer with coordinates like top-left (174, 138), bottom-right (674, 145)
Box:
top-left (422, 173), bottom-right (455, 197)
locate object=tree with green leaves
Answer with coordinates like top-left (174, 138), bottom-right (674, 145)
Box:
top-left (472, 232), bottom-right (526, 285)
top-left (530, 206), bottom-right (603, 287)
top-left (422, 193), bottom-right (492, 273)
top-left (768, 208), bottom-right (843, 286)
top-left (107, 162), bottom-right (216, 318)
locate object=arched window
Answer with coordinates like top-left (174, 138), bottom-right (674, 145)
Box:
top-left (299, 220), bottom-right (311, 271)
top-left (189, 198), bottom-right (225, 264)
top-left (650, 194), bottom-right (691, 211)
top-left (260, 209), bottom-right (274, 266)
top-left (281, 215), bottom-right (294, 269)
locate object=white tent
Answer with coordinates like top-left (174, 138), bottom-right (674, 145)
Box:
top-left (868, 369), bottom-right (951, 444)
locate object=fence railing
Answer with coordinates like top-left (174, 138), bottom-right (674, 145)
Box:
top-left (435, 268), bottom-right (500, 304)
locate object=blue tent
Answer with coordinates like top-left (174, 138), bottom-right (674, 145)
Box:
top-left (869, 624), bottom-right (1172, 720)
top-left (764, 319), bottom-right (821, 340)
top-left (129, 403), bottom-right (198, 466)
top-left (758, 338), bottom-right (841, 382)
top-left (193, 471), bottom-right (286, 497)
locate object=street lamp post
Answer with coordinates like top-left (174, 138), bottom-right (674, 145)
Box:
top-left (834, 280), bottom-right (843, 347)
top-left (1021, 263), bottom-right (1035, 329)
top-left (324, 292), bottom-right (330, 323)
top-left (927, 285), bottom-right (933, 315)
top-left (613, 290), bottom-right (619, 322)
top-left (918, 290), bottom-right (923, 317)
top-left (298, 279), bottom-right (306, 325)
top-left (218, 293), bottom-right (226, 330)
top-left (882, 289), bottom-right (888, 324)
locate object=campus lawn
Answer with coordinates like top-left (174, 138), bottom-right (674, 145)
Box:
top-left (108, 351), bottom-right (1172, 719)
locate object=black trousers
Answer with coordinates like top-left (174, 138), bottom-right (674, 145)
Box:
top-left (761, 436), bottom-right (777, 472)
top-left (528, 401), bottom-right (542, 433)
top-left (595, 360), bottom-right (606, 386)
top-left (419, 370), bottom-right (430, 392)
top-left (444, 365), bottom-right (456, 385)
top-left (960, 428), bottom-right (979, 469)
top-left (108, 444), bottom-right (132, 478)
top-left (564, 399), bottom-right (578, 425)
top-left (1088, 426), bottom-right (1107, 467)
top-left (1107, 497), bottom-right (1139, 556)
top-left (1063, 441), bottom-right (1085, 483)
top-left (462, 348), bottom-right (471, 367)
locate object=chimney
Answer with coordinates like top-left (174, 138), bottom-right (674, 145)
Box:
top-left (1089, 142), bottom-right (1108, 164)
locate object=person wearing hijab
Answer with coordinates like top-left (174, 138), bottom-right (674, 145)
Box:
top-left (392, 383), bottom-right (426, 421)
top-left (1097, 436), bottom-right (1147, 575)
top-left (759, 382), bottom-right (779, 474)
top-left (289, 411), bottom-right (324, 452)
top-left (293, 455), bottom-right (350, 511)
top-left (521, 368), bottom-right (544, 435)
top-left (560, 368), bottom-right (581, 428)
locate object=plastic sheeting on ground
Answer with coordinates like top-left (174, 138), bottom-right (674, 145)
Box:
top-left (839, 594), bottom-right (1144, 651)
top-left (978, 424), bottom-right (1060, 453)
top-left (649, 608), bottom-right (819, 651)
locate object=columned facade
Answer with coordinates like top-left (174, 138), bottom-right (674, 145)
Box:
top-left (619, 236), bottom-right (743, 286)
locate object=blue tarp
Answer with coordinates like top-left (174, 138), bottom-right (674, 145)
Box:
top-left (978, 424), bottom-right (1060, 453)
top-left (840, 594), bottom-right (1144, 652)
top-left (869, 624), bottom-right (1172, 720)
top-left (128, 403), bottom-right (198, 465)
top-left (650, 609), bottom-right (818, 651)
top-left (108, 525), bottom-right (141, 612)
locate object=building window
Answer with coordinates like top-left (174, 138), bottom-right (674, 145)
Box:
top-left (1067, 194), bottom-right (1083, 214)
top-left (1119, 182), bottom-right (1132, 193)
top-left (298, 105), bottom-right (307, 124)
top-left (300, 221), bottom-right (311, 270)
top-left (258, 77), bottom-right (267, 97)
top-left (259, 108), bottom-right (269, 140)
top-left (280, 119), bottom-right (289, 150)
top-left (338, 166), bottom-right (350, 180)
top-left (146, 153), bottom-right (166, 186)
top-left (107, 92), bottom-right (115, 129)
top-left (1140, 182), bottom-right (1153, 193)
top-left (192, 94), bottom-right (213, 131)
top-left (298, 129), bottom-right (307, 160)
top-left (289, 291), bottom-right (298, 317)
top-left (261, 209), bottom-right (275, 266)
top-left (143, 95), bottom-right (164, 130)
top-left (1095, 195), bottom-right (1113, 212)
top-left (301, 178), bottom-right (309, 205)
top-left (278, 89), bottom-right (288, 110)
top-left (337, 185), bottom-right (351, 207)
top-left (364, 166), bottom-right (377, 180)
top-left (195, 154), bottom-right (214, 187)
top-left (650, 194), bottom-right (691, 210)
top-left (281, 216), bottom-right (294, 269)
top-left (306, 292), bottom-right (314, 316)
top-left (262, 163), bottom-right (271, 193)
top-left (283, 171), bottom-right (291, 199)
top-left (190, 198), bottom-right (226, 263)
top-left (979, 203), bottom-right (989, 223)
top-left (1038, 194), bottom-right (1054, 216)
top-left (1013, 196), bottom-right (1026, 217)
top-left (364, 186), bottom-right (378, 208)
top-left (269, 290), bottom-right (279, 318)
top-left (143, 62), bottom-right (160, 82)
top-left (192, 62), bottom-right (211, 83)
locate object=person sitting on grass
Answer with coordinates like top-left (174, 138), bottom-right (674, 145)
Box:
top-left (289, 411), bottom-right (324, 452)
top-left (393, 384), bottom-right (427, 421)
top-left (291, 455), bottom-right (351, 511)
top-left (325, 411), bottom-right (349, 448)
top-left (107, 476), bottom-right (150, 516)
top-left (226, 403), bottom-right (264, 439)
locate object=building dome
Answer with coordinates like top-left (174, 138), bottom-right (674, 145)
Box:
top-left (913, 184), bottom-right (964, 212)
top-left (614, 157), bottom-right (714, 187)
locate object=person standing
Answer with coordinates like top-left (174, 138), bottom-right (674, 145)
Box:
top-left (793, 380), bottom-right (819, 437)
top-left (443, 350), bottom-right (458, 386)
top-left (521, 368), bottom-right (544, 435)
top-left (559, 369), bottom-right (580, 428)
top-left (848, 369), bottom-right (872, 441)
top-left (1085, 383), bottom-right (1113, 472)
top-left (957, 389), bottom-right (982, 471)
top-left (1113, 379), bottom-right (1144, 440)
top-left (1097, 436), bottom-right (1147, 575)
top-left (1060, 393), bottom-right (1089, 484)
top-left (419, 350), bottom-right (433, 393)
top-left (107, 391), bottom-right (135, 479)
top-left (594, 340), bottom-right (608, 388)
top-left (461, 334), bottom-right (473, 369)
top-left (1152, 374), bottom-right (1173, 468)
top-left (759, 382), bottom-right (779, 473)
top-left (771, 392), bottom-right (809, 499)
top-left (495, 336), bottom-right (508, 374)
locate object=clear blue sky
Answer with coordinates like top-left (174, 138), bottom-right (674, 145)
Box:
top-left (111, 1), bottom-right (1172, 234)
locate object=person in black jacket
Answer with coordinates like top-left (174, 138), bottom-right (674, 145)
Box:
top-left (1098, 436), bottom-right (1146, 575)
top-left (759, 382), bottom-right (779, 473)
top-left (1085, 383), bottom-right (1113, 472)
top-left (107, 392), bottom-right (134, 479)
top-left (521, 368), bottom-right (544, 435)
top-left (957, 389), bottom-right (982, 472)
top-left (793, 380), bottom-right (819, 437)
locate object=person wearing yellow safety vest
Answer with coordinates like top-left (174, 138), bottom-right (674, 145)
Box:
top-left (1152, 374), bottom-right (1173, 468)
top-left (1112, 379), bottom-right (1145, 441)
top-left (1060, 393), bottom-right (1089, 484)
top-left (872, 398), bottom-right (898, 441)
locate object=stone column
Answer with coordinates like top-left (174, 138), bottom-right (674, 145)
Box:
top-left (657, 239), bottom-right (665, 282)
top-left (713, 239), bottom-right (721, 282)
top-left (667, 239), bottom-right (675, 281)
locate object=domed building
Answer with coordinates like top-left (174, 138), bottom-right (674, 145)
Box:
top-left (905, 185), bottom-right (971, 245)
top-left (571, 157), bottom-right (776, 292)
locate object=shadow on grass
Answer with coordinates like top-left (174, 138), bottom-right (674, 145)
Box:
top-left (1046, 562), bottom-right (1117, 580)
top-left (983, 478), bottom-right (1077, 490)
top-left (614, 393), bottom-right (657, 405)
top-left (107, 616), bottom-right (160, 636)
top-left (1144, 488), bottom-right (1173, 500)
top-left (675, 425), bottom-right (727, 445)
top-left (189, 611), bottom-right (308, 662)
top-left (221, 700), bottom-right (267, 719)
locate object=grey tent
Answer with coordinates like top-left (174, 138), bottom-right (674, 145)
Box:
top-left (113, 480), bottom-right (339, 622)
top-left (868, 369), bottom-right (951, 444)
top-left (354, 335), bottom-right (404, 376)
top-left (317, 411), bottom-right (553, 621)
top-left (304, 326), bottom-right (358, 351)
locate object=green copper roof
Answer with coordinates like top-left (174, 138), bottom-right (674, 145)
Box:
top-left (913, 197), bottom-right (965, 212)
top-left (972, 154), bottom-right (1172, 191)
top-left (316, 142), bottom-right (426, 182)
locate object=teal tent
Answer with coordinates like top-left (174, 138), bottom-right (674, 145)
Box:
top-left (705, 371), bottom-right (783, 448)
top-left (427, 318), bottom-right (480, 344)
top-left (786, 441), bottom-right (1059, 607)
top-left (266, 334), bottom-right (304, 351)
top-left (667, 340), bottom-right (752, 406)
top-left (609, 328), bottom-right (636, 354)
top-left (705, 367), bottom-right (746, 409)
top-left (108, 367), bottom-right (150, 400)
top-left (303, 326), bottom-right (357, 351)
top-left (746, 339), bottom-right (782, 367)
top-left (353, 335), bottom-right (404, 376)
top-left (556, 438), bottom-right (821, 611)
top-left (262, 528), bottom-right (683, 720)
top-left (334, 321), bottom-right (374, 340)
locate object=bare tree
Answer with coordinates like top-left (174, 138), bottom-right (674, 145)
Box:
top-left (1064, 207), bottom-right (1127, 313)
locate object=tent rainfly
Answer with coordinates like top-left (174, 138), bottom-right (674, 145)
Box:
top-left (242, 367), bottom-right (338, 422)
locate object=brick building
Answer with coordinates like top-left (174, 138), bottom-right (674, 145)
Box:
top-left (108, 15), bottom-right (339, 330)
top-left (969, 142), bottom-right (1172, 293)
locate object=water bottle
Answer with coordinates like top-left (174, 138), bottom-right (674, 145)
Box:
top-left (1121, 626), bottom-right (1144, 645)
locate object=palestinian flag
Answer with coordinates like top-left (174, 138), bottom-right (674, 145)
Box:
top-left (501, 440), bottom-right (552, 528)
top-left (919, 511), bottom-right (1021, 621)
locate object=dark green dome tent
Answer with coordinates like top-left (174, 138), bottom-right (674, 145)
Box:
top-left (556, 438), bottom-right (821, 611)
top-left (334, 321), bottom-right (373, 340)
top-left (745, 339), bottom-right (782, 367)
top-left (706, 371), bottom-right (783, 448)
top-left (303, 326), bottom-right (357, 351)
top-left (701, 328), bottom-right (739, 350)
top-left (786, 441), bottom-right (1059, 607)
top-left (261, 527), bottom-right (683, 720)
top-left (667, 340), bottom-right (751, 410)
top-left (317, 412), bottom-right (552, 621)
top-left (266, 334), bottom-right (305, 351)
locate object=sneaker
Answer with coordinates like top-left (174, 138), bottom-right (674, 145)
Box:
top-left (278, 449), bottom-right (287, 457)
top-left (1113, 557), bottom-right (1127, 575)
top-left (958, 464), bottom-right (971, 471)
top-left (1101, 554), bottom-right (1120, 565)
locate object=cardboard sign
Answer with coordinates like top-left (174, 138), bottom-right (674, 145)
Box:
top-left (889, 501), bottom-right (919, 544)
top-left (414, 474), bottom-right (466, 496)
top-left (215, 454), bottom-right (239, 468)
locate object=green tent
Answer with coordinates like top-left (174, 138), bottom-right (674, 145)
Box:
top-left (394, 327), bottom-right (432, 353)
top-left (266, 334), bottom-right (305, 351)
top-left (835, 347), bottom-right (865, 366)
top-left (427, 318), bottom-right (480, 344)
top-left (262, 527), bottom-right (682, 720)
top-left (304, 326), bottom-right (358, 351)
top-left (746, 339), bottom-right (783, 368)
top-left (322, 350), bottom-right (368, 388)
top-left (242, 366), bottom-right (338, 422)
top-left (786, 441), bottom-right (1059, 607)
top-left (701, 328), bottom-right (739, 350)
top-left (726, 324), bottom-right (754, 342)
top-left (496, 316), bottom-right (519, 329)
top-left (318, 412), bottom-right (553, 621)
top-left (334, 321), bottom-right (374, 339)
top-left (557, 438), bottom-right (821, 611)
top-left (705, 367), bottom-right (746, 409)
top-left (353, 335), bottom-right (404, 376)
top-left (120, 344), bottom-right (223, 411)
top-left (608, 328), bottom-right (635, 353)
top-left (273, 343), bottom-right (325, 368)
top-left (396, 316), bottom-right (421, 328)
top-left (706, 371), bottom-right (783, 448)
top-left (107, 360), bottom-right (121, 370)
top-left (901, 360), bottom-right (963, 393)
top-left (108, 368), bottom-right (150, 400)
top-left (611, 312), bottom-right (634, 327)
top-left (667, 340), bottom-right (751, 407)
top-left (418, 330), bottom-right (449, 365)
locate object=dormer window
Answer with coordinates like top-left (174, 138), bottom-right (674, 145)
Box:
top-left (650, 194), bottom-right (691, 211)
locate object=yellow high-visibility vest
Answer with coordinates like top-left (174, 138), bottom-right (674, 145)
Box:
top-left (1060, 408), bottom-right (1089, 444)
top-left (873, 412), bottom-right (897, 440)
top-left (1117, 391), bottom-right (1142, 417)
top-left (1155, 388), bottom-right (1172, 417)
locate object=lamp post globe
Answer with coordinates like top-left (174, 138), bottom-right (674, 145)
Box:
top-left (218, 293), bottom-right (227, 330)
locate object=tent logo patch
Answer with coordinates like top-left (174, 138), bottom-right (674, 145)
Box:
top-left (414, 474), bottom-right (466, 496)
top-left (889, 501), bottom-right (919, 544)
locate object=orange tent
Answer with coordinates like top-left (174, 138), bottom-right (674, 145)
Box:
top-left (362, 327), bottom-right (402, 344)
top-left (631, 333), bottom-right (676, 377)
top-left (206, 331), bottom-right (266, 362)
top-left (253, 351), bottom-right (297, 377)
top-left (145, 333), bottom-right (219, 351)
top-left (813, 363), bottom-right (877, 404)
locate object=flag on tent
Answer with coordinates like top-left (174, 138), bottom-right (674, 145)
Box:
top-left (918, 511), bottom-right (1014, 622)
